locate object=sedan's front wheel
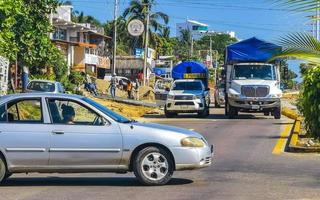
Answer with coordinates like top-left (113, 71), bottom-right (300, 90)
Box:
top-left (133, 146), bottom-right (174, 186)
top-left (0, 156), bottom-right (7, 184)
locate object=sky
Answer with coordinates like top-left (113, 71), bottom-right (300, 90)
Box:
top-left (69, 0), bottom-right (313, 82)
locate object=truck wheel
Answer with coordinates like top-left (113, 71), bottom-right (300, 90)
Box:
top-left (133, 146), bottom-right (174, 186)
top-left (227, 103), bottom-right (237, 119)
top-left (274, 107), bottom-right (281, 119)
top-left (164, 106), bottom-right (176, 118)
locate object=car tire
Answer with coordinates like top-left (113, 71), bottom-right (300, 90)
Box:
top-left (133, 146), bottom-right (174, 186)
top-left (274, 107), bottom-right (281, 119)
top-left (214, 100), bottom-right (220, 108)
top-left (0, 156), bottom-right (7, 184)
top-left (264, 112), bottom-right (270, 116)
top-left (164, 110), bottom-right (176, 118)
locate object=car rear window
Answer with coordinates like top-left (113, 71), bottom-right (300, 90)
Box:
top-left (0, 104), bottom-right (6, 122)
top-left (27, 81), bottom-right (55, 92)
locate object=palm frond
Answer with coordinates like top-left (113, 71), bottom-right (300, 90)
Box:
top-left (272, 32), bottom-right (320, 63)
top-left (275, 0), bottom-right (320, 12)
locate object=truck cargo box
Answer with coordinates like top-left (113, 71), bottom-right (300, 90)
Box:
top-left (226, 37), bottom-right (282, 64)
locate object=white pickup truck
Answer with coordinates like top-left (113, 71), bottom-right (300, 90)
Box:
top-left (164, 79), bottom-right (210, 118)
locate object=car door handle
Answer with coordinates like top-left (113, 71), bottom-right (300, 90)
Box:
top-left (52, 130), bottom-right (64, 135)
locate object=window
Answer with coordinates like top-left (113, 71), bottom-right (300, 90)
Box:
top-left (0, 104), bottom-right (6, 122)
top-left (47, 99), bottom-right (105, 126)
top-left (27, 81), bottom-right (56, 92)
top-left (7, 99), bottom-right (42, 123)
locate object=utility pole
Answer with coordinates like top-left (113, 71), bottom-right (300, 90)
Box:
top-left (112, 0), bottom-right (118, 76)
top-left (209, 36), bottom-right (213, 68)
top-left (143, 3), bottom-right (150, 86)
top-left (317, 2), bottom-right (320, 40)
top-left (190, 35), bottom-right (194, 58)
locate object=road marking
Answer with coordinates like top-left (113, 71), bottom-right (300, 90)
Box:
top-left (272, 124), bottom-right (292, 155)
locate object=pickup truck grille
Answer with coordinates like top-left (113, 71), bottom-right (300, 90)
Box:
top-left (241, 86), bottom-right (269, 97)
top-left (174, 95), bottom-right (193, 100)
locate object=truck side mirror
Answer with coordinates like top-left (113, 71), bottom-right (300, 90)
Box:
top-left (165, 87), bottom-right (170, 92)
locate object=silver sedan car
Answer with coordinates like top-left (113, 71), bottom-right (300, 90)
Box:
top-left (0, 93), bottom-right (213, 186)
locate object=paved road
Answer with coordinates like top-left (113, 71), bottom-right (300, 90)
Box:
top-left (1, 108), bottom-right (319, 200)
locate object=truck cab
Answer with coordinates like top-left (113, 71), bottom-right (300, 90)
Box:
top-left (225, 63), bottom-right (282, 119)
top-left (224, 37), bottom-right (283, 119)
top-left (165, 79), bottom-right (210, 118)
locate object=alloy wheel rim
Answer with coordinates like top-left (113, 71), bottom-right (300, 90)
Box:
top-left (141, 152), bottom-right (168, 181)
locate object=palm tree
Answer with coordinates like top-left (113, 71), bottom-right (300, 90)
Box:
top-left (123, 0), bottom-right (169, 45)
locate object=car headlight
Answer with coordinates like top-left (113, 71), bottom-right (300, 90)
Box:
top-left (193, 95), bottom-right (203, 100)
top-left (181, 137), bottom-right (205, 147)
top-left (167, 94), bottom-right (174, 100)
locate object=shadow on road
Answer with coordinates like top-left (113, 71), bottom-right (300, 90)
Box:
top-left (2, 177), bottom-right (193, 187)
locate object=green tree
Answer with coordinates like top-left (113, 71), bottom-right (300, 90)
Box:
top-left (0, 0), bottom-right (67, 81)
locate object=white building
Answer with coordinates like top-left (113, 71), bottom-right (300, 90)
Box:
top-left (176, 19), bottom-right (236, 40)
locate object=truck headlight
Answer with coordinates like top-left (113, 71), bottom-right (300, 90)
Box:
top-left (181, 137), bottom-right (205, 147)
top-left (193, 95), bottom-right (203, 100)
top-left (269, 93), bottom-right (282, 98)
top-left (167, 94), bottom-right (174, 100)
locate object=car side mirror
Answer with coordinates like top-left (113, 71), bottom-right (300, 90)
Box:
top-left (165, 87), bottom-right (170, 92)
top-left (205, 88), bottom-right (210, 91)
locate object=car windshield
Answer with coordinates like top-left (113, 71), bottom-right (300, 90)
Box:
top-left (172, 81), bottom-right (203, 90)
top-left (233, 65), bottom-right (276, 80)
top-left (82, 97), bottom-right (131, 123)
top-left (27, 81), bottom-right (55, 92)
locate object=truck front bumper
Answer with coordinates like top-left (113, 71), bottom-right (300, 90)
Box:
top-left (166, 99), bottom-right (205, 113)
top-left (229, 97), bottom-right (281, 111)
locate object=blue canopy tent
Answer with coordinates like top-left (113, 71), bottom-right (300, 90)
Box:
top-left (172, 61), bottom-right (209, 88)
top-left (226, 37), bottom-right (282, 64)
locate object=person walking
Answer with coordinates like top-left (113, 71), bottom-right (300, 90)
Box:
top-left (134, 79), bottom-right (140, 100)
top-left (127, 80), bottom-right (133, 99)
top-left (108, 74), bottom-right (117, 98)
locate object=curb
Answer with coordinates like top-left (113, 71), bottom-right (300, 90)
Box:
top-left (282, 107), bottom-right (320, 153)
top-left (97, 94), bottom-right (158, 108)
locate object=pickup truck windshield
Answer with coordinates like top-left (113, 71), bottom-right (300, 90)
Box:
top-left (233, 65), bottom-right (276, 80)
top-left (172, 81), bottom-right (202, 90)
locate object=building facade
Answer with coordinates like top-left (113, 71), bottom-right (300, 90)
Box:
top-left (51, 6), bottom-right (111, 79)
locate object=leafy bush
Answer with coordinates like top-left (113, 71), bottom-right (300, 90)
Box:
top-left (298, 66), bottom-right (320, 139)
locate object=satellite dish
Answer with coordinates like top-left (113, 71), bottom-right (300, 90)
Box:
top-left (128, 19), bottom-right (145, 37)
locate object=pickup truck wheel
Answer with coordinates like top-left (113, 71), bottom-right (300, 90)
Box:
top-left (133, 146), bottom-right (174, 186)
top-left (214, 100), bottom-right (220, 108)
top-left (164, 106), bottom-right (176, 118)
top-left (274, 107), bottom-right (281, 119)
top-left (0, 157), bottom-right (7, 184)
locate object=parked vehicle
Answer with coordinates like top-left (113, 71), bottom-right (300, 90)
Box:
top-left (214, 82), bottom-right (225, 108)
top-left (27, 80), bottom-right (65, 94)
top-left (0, 93), bottom-right (213, 186)
top-left (165, 79), bottom-right (210, 118)
top-left (154, 78), bottom-right (173, 107)
top-left (224, 37), bottom-right (283, 119)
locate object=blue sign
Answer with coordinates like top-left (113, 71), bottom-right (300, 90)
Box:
top-left (135, 48), bottom-right (144, 58)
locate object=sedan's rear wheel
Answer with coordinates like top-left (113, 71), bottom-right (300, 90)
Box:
top-left (0, 157), bottom-right (7, 184)
top-left (133, 146), bottom-right (174, 186)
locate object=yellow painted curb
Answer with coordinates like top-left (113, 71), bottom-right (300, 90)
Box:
top-left (272, 124), bottom-right (293, 155)
top-left (281, 107), bottom-right (300, 120)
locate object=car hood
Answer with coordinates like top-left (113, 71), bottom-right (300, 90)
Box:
top-left (136, 122), bottom-right (202, 137)
top-left (169, 90), bottom-right (203, 96)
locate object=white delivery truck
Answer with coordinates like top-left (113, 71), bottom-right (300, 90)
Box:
top-left (224, 37), bottom-right (283, 119)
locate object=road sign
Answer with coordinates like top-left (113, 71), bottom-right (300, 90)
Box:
top-left (135, 48), bottom-right (144, 58)
top-left (128, 19), bottom-right (144, 37)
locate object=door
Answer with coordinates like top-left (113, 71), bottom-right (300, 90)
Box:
top-left (46, 98), bottom-right (122, 167)
top-left (0, 98), bottom-right (50, 168)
